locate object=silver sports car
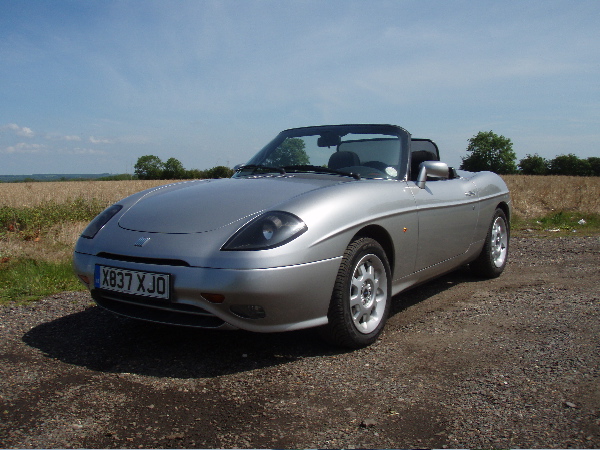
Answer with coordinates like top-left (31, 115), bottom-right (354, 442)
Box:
top-left (73, 124), bottom-right (510, 348)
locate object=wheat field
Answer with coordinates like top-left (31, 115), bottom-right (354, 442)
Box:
top-left (501, 175), bottom-right (600, 218)
top-left (0, 175), bottom-right (600, 218)
top-left (0, 180), bottom-right (181, 262)
top-left (0, 180), bottom-right (178, 209)
top-left (1, 176), bottom-right (599, 263)
top-left (2, 176), bottom-right (599, 217)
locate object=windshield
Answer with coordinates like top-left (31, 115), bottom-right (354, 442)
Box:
top-left (235, 124), bottom-right (410, 180)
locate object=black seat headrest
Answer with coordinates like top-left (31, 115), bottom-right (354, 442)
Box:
top-left (328, 151), bottom-right (360, 170)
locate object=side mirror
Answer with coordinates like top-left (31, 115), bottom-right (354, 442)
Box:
top-left (416, 161), bottom-right (449, 189)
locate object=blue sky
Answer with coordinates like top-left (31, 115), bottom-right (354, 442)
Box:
top-left (1, 0), bottom-right (598, 175)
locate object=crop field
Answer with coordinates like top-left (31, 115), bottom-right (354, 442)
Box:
top-left (0, 179), bottom-right (179, 261)
top-left (0, 180), bottom-right (181, 302)
top-left (501, 175), bottom-right (600, 217)
top-left (0, 176), bottom-right (599, 303)
top-left (0, 179), bottom-right (177, 208)
top-left (2, 175), bottom-right (599, 213)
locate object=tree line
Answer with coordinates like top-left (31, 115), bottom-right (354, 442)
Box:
top-left (460, 131), bottom-right (600, 176)
top-left (133, 132), bottom-right (598, 181)
top-left (133, 155), bottom-right (233, 180)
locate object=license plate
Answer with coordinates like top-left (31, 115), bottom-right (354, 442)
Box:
top-left (94, 265), bottom-right (170, 300)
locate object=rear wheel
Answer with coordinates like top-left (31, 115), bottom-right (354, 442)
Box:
top-left (470, 208), bottom-right (509, 278)
top-left (320, 237), bottom-right (391, 348)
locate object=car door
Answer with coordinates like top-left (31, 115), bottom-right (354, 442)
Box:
top-left (410, 177), bottom-right (479, 271)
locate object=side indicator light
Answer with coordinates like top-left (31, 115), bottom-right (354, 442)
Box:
top-left (202, 293), bottom-right (225, 303)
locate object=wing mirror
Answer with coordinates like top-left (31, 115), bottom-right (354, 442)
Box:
top-left (416, 161), bottom-right (449, 189)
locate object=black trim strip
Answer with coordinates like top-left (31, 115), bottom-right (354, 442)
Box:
top-left (97, 252), bottom-right (190, 267)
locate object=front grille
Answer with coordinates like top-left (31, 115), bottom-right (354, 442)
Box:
top-left (97, 252), bottom-right (190, 267)
top-left (92, 290), bottom-right (225, 328)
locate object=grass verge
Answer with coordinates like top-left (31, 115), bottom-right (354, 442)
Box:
top-left (0, 198), bottom-right (103, 305)
top-left (0, 198), bottom-right (104, 240)
top-left (512, 212), bottom-right (600, 236)
top-left (0, 257), bottom-right (85, 305)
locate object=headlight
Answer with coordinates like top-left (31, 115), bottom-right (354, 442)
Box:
top-left (222, 211), bottom-right (307, 251)
top-left (81, 204), bottom-right (123, 239)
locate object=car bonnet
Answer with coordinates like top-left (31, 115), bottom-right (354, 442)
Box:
top-left (117, 176), bottom-right (346, 234)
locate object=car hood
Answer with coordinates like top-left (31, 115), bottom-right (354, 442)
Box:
top-left (118, 176), bottom-right (349, 233)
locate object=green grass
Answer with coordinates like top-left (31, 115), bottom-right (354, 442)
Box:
top-left (0, 258), bottom-right (85, 305)
top-left (0, 198), bottom-right (105, 240)
top-left (0, 197), bottom-right (103, 305)
top-left (512, 211), bottom-right (600, 236)
top-left (1, 194), bottom-right (599, 305)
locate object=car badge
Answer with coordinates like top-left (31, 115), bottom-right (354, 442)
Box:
top-left (134, 237), bottom-right (151, 247)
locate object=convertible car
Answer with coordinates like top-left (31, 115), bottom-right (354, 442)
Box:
top-left (73, 124), bottom-right (510, 348)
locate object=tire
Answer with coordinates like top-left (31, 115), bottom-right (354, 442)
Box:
top-left (470, 208), bottom-right (509, 278)
top-left (320, 237), bottom-right (391, 348)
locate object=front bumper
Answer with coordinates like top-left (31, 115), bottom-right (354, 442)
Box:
top-left (73, 251), bottom-right (342, 333)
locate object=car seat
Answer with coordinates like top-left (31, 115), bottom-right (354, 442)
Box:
top-left (328, 151), bottom-right (360, 170)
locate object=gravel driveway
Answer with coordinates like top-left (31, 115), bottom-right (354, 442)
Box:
top-left (1, 236), bottom-right (599, 448)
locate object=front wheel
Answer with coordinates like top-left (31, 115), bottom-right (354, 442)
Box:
top-left (470, 208), bottom-right (509, 278)
top-left (320, 237), bottom-right (391, 348)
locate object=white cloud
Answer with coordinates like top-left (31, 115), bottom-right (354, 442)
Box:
top-left (18, 126), bottom-right (34, 138)
top-left (116, 135), bottom-right (153, 145)
top-left (63, 135), bottom-right (82, 141)
top-left (45, 133), bottom-right (83, 142)
top-left (89, 136), bottom-right (114, 144)
top-left (58, 147), bottom-right (108, 155)
top-left (2, 142), bottom-right (46, 154)
top-left (1, 123), bottom-right (35, 138)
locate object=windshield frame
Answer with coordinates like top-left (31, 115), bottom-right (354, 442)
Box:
top-left (235, 124), bottom-right (411, 181)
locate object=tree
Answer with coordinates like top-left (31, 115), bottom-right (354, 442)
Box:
top-left (549, 153), bottom-right (592, 176)
top-left (204, 166), bottom-right (234, 179)
top-left (587, 157), bottom-right (600, 176)
top-left (162, 157), bottom-right (186, 179)
top-left (518, 153), bottom-right (549, 175)
top-left (265, 138), bottom-right (310, 167)
top-left (134, 155), bottom-right (164, 180)
top-left (184, 168), bottom-right (204, 179)
top-left (460, 131), bottom-right (517, 174)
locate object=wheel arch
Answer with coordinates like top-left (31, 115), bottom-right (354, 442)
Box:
top-left (496, 201), bottom-right (511, 229)
top-left (353, 225), bottom-right (395, 274)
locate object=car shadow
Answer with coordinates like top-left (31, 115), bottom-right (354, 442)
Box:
top-left (22, 306), bottom-right (338, 378)
top-left (389, 265), bottom-right (477, 317)
top-left (22, 267), bottom-right (479, 379)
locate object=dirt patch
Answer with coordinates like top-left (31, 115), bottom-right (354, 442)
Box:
top-left (1, 236), bottom-right (599, 448)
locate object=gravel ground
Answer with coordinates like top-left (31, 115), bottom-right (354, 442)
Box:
top-left (0, 236), bottom-right (598, 449)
